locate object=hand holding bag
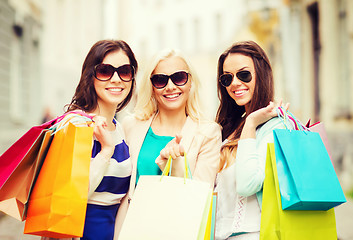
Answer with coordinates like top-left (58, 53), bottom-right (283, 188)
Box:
top-left (119, 155), bottom-right (214, 240)
top-left (24, 113), bottom-right (94, 238)
top-left (273, 108), bottom-right (346, 210)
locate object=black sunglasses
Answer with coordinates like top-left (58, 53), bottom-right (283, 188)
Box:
top-left (219, 70), bottom-right (252, 87)
top-left (94, 64), bottom-right (135, 81)
top-left (150, 71), bottom-right (189, 89)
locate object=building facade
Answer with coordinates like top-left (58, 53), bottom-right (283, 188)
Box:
top-left (0, 0), bottom-right (42, 153)
top-left (272, 0), bottom-right (353, 189)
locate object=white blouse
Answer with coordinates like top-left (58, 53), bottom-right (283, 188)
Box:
top-left (214, 117), bottom-right (287, 240)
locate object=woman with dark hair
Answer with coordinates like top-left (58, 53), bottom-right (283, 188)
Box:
top-left (214, 41), bottom-right (289, 239)
top-left (44, 40), bottom-right (137, 240)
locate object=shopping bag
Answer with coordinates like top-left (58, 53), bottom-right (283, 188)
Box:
top-left (273, 109), bottom-right (346, 210)
top-left (306, 119), bottom-right (333, 163)
top-left (119, 156), bottom-right (214, 240)
top-left (24, 121), bottom-right (93, 238)
top-left (0, 119), bottom-right (57, 189)
top-left (260, 143), bottom-right (338, 240)
top-left (0, 129), bottom-right (53, 221)
top-left (204, 192), bottom-right (217, 240)
top-left (0, 110), bottom-right (87, 190)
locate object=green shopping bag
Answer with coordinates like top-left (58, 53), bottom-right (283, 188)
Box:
top-left (260, 143), bottom-right (337, 240)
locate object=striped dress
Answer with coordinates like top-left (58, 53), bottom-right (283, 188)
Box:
top-left (82, 120), bottom-right (131, 240)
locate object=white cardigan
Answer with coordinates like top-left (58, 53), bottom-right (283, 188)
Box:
top-left (214, 117), bottom-right (287, 239)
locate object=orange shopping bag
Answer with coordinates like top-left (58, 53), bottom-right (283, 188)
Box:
top-left (24, 121), bottom-right (93, 238)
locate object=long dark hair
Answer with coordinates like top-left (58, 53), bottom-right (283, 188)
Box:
top-left (216, 41), bottom-right (273, 170)
top-left (66, 40), bottom-right (138, 113)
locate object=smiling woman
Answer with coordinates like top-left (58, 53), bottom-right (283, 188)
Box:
top-left (214, 41), bottom-right (290, 240)
top-left (44, 40), bottom-right (138, 240)
top-left (117, 49), bottom-right (222, 232)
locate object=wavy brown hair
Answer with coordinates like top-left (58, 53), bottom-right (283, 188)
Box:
top-left (66, 40), bottom-right (138, 113)
top-left (216, 41), bottom-right (274, 171)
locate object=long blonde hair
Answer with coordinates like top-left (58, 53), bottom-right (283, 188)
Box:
top-left (219, 140), bottom-right (238, 172)
top-left (134, 49), bottom-right (205, 121)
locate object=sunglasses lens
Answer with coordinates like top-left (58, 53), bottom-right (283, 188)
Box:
top-left (95, 64), bottom-right (114, 80)
top-left (236, 70), bottom-right (252, 83)
top-left (219, 74), bottom-right (233, 87)
top-left (170, 71), bottom-right (188, 86)
top-left (151, 75), bottom-right (169, 88)
top-left (117, 64), bottom-right (134, 81)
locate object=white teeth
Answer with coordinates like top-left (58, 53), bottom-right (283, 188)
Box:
top-left (234, 90), bottom-right (247, 95)
top-left (235, 90), bottom-right (246, 94)
top-left (165, 94), bottom-right (180, 98)
top-left (107, 88), bottom-right (123, 92)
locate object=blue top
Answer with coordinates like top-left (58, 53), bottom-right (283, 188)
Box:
top-left (136, 127), bottom-right (173, 184)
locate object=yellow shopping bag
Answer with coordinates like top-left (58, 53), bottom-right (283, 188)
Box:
top-left (24, 121), bottom-right (93, 238)
top-left (119, 156), bottom-right (213, 240)
top-left (260, 143), bottom-right (337, 240)
top-left (204, 192), bottom-right (217, 240)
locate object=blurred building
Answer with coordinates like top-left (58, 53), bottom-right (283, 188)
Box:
top-left (281, 0), bottom-right (353, 190)
top-left (1, 0), bottom-right (352, 191)
top-left (243, 0), bottom-right (353, 189)
top-left (0, 0), bottom-right (42, 153)
top-left (40, 0), bottom-right (121, 118)
top-left (121, 0), bottom-right (254, 120)
top-left (125, 0), bottom-right (353, 189)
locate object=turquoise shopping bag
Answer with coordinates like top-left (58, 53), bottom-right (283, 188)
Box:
top-left (260, 144), bottom-right (337, 240)
top-left (273, 125), bottom-right (346, 211)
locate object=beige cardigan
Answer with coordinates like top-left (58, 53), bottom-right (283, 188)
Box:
top-left (114, 113), bottom-right (222, 238)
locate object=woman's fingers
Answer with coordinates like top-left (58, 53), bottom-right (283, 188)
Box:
top-left (160, 135), bottom-right (184, 160)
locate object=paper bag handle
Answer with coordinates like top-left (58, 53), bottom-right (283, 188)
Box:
top-left (161, 154), bottom-right (193, 182)
top-left (277, 106), bottom-right (307, 131)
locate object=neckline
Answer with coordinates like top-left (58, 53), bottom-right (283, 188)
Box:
top-left (148, 126), bottom-right (174, 139)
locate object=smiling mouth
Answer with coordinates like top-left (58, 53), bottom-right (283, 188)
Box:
top-left (163, 93), bottom-right (181, 99)
top-left (106, 87), bottom-right (123, 93)
top-left (233, 89), bottom-right (248, 97)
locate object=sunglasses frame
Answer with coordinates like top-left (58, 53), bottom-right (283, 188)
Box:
top-left (150, 71), bottom-right (190, 89)
top-left (94, 63), bottom-right (135, 82)
top-left (219, 70), bottom-right (252, 87)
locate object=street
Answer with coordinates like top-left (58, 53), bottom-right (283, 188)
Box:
top-left (0, 214), bottom-right (39, 240)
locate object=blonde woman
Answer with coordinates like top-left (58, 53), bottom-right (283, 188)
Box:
top-left (115, 50), bottom-right (221, 235)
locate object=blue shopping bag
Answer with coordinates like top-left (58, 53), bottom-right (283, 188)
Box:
top-left (273, 109), bottom-right (346, 211)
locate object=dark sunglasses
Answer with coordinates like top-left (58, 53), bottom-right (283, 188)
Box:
top-left (150, 71), bottom-right (189, 89)
top-left (94, 64), bottom-right (135, 81)
top-left (219, 70), bottom-right (252, 87)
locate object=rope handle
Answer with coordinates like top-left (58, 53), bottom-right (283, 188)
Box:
top-left (160, 153), bottom-right (192, 183)
top-left (276, 106), bottom-right (308, 131)
top-left (49, 111), bottom-right (94, 134)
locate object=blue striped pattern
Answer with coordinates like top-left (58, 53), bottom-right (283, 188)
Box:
top-left (88, 121), bottom-right (132, 206)
top-left (95, 176), bottom-right (130, 194)
top-left (92, 139), bottom-right (130, 163)
top-left (80, 118), bottom-right (131, 240)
